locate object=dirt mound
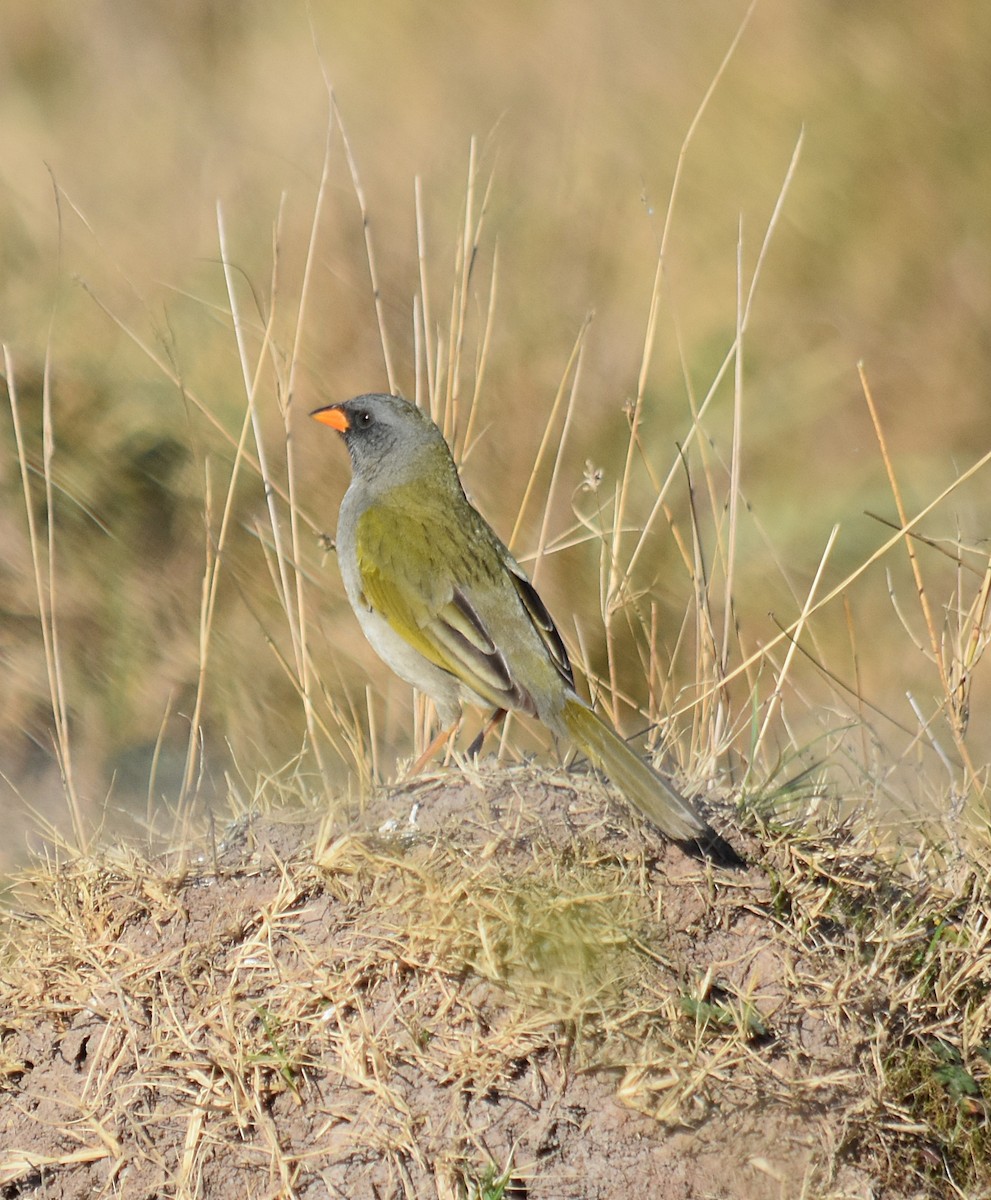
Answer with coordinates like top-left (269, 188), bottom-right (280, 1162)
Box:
top-left (1, 764), bottom-right (986, 1197)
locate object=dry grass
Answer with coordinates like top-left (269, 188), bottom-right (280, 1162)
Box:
top-left (1, 767), bottom-right (989, 1197)
top-left (2, 5), bottom-right (991, 1198)
top-left (3, 3), bottom-right (991, 841)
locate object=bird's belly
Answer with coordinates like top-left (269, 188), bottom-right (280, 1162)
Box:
top-left (354, 605), bottom-right (470, 726)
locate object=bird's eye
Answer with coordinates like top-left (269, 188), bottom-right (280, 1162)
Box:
top-left (355, 410), bottom-right (373, 427)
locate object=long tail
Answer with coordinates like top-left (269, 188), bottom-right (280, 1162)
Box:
top-left (560, 699), bottom-right (743, 866)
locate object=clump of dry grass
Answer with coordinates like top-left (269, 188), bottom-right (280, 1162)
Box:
top-left (1, 767), bottom-right (989, 1197)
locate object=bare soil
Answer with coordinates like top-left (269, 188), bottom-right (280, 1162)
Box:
top-left (1, 763), bottom-right (986, 1198)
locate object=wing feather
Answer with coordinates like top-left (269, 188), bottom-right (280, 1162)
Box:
top-left (354, 494), bottom-right (567, 718)
top-left (506, 564), bottom-right (574, 690)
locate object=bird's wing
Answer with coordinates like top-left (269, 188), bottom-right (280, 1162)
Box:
top-left (505, 562), bottom-right (575, 692)
top-left (354, 502), bottom-right (538, 714)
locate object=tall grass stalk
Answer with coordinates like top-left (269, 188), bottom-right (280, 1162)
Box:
top-left (177, 206), bottom-right (277, 810)
top-left (860, 364), bottom-right (981, 791)
top-left (5, 347), bottom-right (85, 848)
top-left (335, 92), bottom-right (399, 396)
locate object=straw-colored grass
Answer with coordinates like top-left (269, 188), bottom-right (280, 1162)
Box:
top-left (2, 5), bottom-right (991, 1197)
top-left (1, 768), bottom-right (989, 1197)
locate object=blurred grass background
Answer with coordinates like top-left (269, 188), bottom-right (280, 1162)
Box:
top-left (2, 0), bottom-right (990, 867)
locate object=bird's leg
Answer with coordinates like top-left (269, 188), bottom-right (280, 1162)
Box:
top-left (405, 706), bottom-right (507, 776)
top-left (466, 708), bottom-right (508, 759)
top-left (407, 720), bottom-right (461, 777)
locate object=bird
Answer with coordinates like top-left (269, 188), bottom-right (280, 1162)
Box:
top-left (311, 392), bottom-right (741, 865)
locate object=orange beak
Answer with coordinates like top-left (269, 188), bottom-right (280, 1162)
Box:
top-left (311, 405), bottom-right (349, 432)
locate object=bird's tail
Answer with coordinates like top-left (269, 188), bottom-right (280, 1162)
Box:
top-left (560, 699), bottom-right (743, 866)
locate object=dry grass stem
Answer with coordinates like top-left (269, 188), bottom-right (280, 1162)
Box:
top-left (4, 348), bottom-right (85, 847)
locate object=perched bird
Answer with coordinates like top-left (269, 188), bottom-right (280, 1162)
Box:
top-left (312, 393), bottom-right (741, 865)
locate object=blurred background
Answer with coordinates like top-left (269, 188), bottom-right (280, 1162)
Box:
top-left (2, 0), bottom-right (990, 868)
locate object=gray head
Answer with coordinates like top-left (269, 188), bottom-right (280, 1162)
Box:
top-left (310, 393), bottom-right (455, 487)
